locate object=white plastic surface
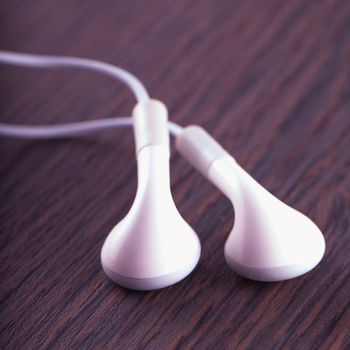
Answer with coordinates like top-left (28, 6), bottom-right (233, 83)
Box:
top-left (208, 157), bottom-right (326, 281)
top-left (176, 126), bottom-right (326, 282)
top-left (132, 100), bottom-right (169, 153)
top-left (175, 125), bottom-right (229, 176)
top-left (101, 102), bottom-right (200, 290)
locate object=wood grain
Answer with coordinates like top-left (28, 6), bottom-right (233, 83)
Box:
top-left (1, 0), bottom-right (350, 349)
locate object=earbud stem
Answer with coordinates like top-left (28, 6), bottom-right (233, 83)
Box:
top-left (175, 125), bottom-right (233, 177)
top-left (132, 100), bottom-right (170, 154)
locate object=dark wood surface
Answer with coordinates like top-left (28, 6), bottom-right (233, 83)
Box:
top-left (1, 0), bottom-right (350, 349)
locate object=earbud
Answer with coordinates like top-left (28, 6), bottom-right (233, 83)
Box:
top-left (176, 126), bottom-right (325, 281)
top-left (101, 100), bottom-right (201, 290)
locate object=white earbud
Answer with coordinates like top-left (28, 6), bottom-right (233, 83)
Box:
top-left (176, 126), bottom-right (325, 281)
top-left (101, 101), bottom-right (201, 290)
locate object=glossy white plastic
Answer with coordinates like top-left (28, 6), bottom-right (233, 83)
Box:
top-left (176, 126), bottom-right (325, 281)
top-left (101, 101), bottom-right (201, 290)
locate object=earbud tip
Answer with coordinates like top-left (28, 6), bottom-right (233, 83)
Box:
top-left (101, 235), bottom-right (201, 290)
top-left (100, 211), bottom-right (201, 290)
top-left (224, 224), bottom-right (325, 282)
top-left (102, 252), bottom-right (200, 290)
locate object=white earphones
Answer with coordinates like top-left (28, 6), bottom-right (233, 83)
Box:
top-left (0, 51), bottom-right (326, 290)
top-left (102, 102), bottom-right (325, 289)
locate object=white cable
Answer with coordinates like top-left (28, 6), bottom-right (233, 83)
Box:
top-left (0, 119), bottom-right (182, 138)
top-left (0, 51), bottom-right (184, 139)
top-left (0, 50), bottom-right (149, 102)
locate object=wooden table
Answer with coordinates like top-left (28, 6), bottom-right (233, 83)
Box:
top-left (1, 1), bottom-right (349, 349)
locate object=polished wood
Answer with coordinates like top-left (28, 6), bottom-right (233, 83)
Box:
top-left (1, 0), bottom-right (350, 349)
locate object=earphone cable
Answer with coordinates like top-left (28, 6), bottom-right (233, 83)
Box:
top-left (0, 51), bottom-right (183, 138)
top-left (0, 118), bottom-right (182, 138)
top-left (0, 50), bottom-right (149, 102)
